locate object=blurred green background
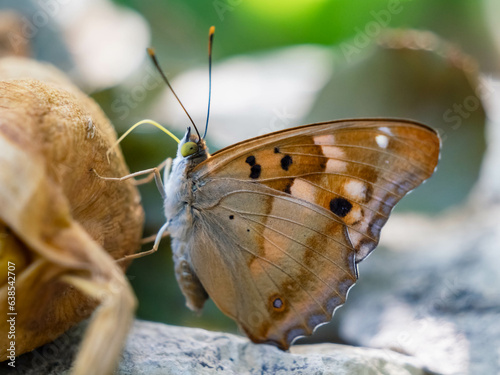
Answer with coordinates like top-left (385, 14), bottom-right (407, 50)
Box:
top-left (2, 0), bottom-right (497, 345)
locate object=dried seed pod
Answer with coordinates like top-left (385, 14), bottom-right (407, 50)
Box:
top-left (0, 56), bottom-right (144, 375)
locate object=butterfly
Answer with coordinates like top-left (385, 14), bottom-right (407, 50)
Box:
top-left (102, 29), bottom-right (440, 351)
top-left (107, 118), bottom-right (440, 350)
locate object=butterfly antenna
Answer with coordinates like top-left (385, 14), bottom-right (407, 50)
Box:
top-left (203, 26), bottom-right (215, 139)
top-left (105, 119), bottom-right (180, 163)
top-left (147, 48), bottom-right (202, 141)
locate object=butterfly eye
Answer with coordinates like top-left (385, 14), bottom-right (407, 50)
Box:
top-left (181, 142), bottom-right (199, 157)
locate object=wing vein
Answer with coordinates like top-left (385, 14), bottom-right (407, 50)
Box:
top-left (210, 175), bottom-right (404, 199)
top-left (264, 173), bottom-right (404, 198)
top-left (234, 209), bottom-right (354, 277)
top-left (207, 218), bottom-right (281, 335)
top-left (257, 259), bottom-right (316, 333)
top-left (282, 151), bottom-right (420, 190)
top-left (200, 188), bottom-right (379, 243)
top-left (209, 214), bottom-right (331, 329)
top-left (294, 177), bottom-right (390, 219)
top-left (281, 133), bottom-right (436, 168)
top-left (244, 218), bottom-right (345, 303)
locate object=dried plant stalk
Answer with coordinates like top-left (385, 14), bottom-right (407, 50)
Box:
top-left (0, 57), bottom-right (144, 374)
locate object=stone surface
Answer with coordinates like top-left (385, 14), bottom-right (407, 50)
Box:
top-left (5, 320), bottom-right (432, 375)
top-left (340, 206), bottom-right (500, 375)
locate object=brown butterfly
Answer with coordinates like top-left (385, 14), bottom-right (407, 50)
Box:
top-left (102, 28), bottom-right (440, 351)
top-left (175, 119), bottom-right (440, 348)
top-left (107, 118), bottom-right (439, 350)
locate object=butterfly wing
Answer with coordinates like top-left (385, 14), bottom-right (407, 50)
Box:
top-left (187, 119), bottom-right (440, 348)
top-left (193, 119), bottom-right (440, 262)
top-left (188, 178), bottom-right (357, 349)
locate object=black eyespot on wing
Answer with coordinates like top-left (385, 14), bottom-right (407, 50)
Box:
top-left (274, 147), bottom-right (280, 153)
top-left (329, 198), bottom-right (352, 217)
top-left (280, 155), bottom-right (292, 171)
top-left (229, 215), bottom-right (234, 220)
top-left (250, 164), bottom-right (261, 179)
top-left (245, 155), bottom-right (256, 166)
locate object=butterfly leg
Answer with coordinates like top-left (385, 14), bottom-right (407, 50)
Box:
top-left (92, 158), bottom-right (172, 200)
top-left (140, 229), bottom-right (170, 244)
top-left (132, 158), bottom-right (172, 188)
top-left (116, 221), bottom-right (169, 263)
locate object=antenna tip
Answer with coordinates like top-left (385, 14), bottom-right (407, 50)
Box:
top-left (147, 47), bottom-right (155, 57)
top-left (209, 26), bottom-right (215, 35)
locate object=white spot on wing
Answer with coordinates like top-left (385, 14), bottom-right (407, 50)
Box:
top-left (320, 145), bottom-right (347, 172)
top-left (321, 145), bottom-right (344, 158)
top-left (376, 134), bottom-right (389, 149)
top-left (326, 159), bottom-right (347, 172)
top-left (289, 179), bottom-right (317, 202)
top-left (344, 180), bottom-right (366, 200)
top-left (313, 134), bottom-right (335, 145)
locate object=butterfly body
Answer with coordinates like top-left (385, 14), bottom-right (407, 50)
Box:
top-left (161, 119), bottom-right (440, 350)
top-left (163, 130), bottom-right (211, 311)
top-left (162, 134), bottom-right (206, 241)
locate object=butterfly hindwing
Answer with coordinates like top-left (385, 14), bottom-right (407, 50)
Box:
top-left (189, 178), bottom-right (357, 349)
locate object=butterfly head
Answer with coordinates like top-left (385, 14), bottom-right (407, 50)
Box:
top-left (178, 127), bottom-right (209, 165)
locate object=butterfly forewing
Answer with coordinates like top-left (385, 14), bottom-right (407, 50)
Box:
top-left (188, 119), bottom-right (439, 348)
top-left (193, 119), bottom-right (440, 262)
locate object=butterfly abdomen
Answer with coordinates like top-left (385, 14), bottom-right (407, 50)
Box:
top-left (171, 238), bottom-right (209, 312)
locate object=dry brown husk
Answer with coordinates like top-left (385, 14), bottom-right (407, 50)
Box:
top-left (0, 56), bottom-right (144, 375)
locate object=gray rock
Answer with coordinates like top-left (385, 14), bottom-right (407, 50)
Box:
top-left (120, 321), bottom-right (432, 375)
top-left (340, 207), bottom-right (500, 375)
top-left (6, 320), bottom-right (433, 375)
